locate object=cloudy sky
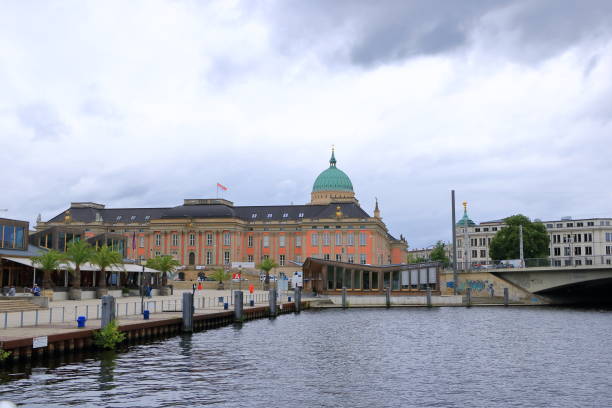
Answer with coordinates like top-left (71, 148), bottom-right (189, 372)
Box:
top-left (2, 0), bottom-right (612, 248)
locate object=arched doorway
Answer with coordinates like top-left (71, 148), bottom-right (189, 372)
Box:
top-left (189, 252), bottom-right (196, 266)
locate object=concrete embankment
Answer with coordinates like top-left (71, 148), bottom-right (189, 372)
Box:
top-left (0, 300), bottom-right (308, 365)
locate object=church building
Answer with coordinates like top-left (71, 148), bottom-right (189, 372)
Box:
top-left (34, 150), bottom-right (408, 279)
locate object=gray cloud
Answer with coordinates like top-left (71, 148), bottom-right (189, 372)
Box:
top-left (17, 103), bottom-right (67, 140)
top-left (258, 0), bottom-right (612, 67)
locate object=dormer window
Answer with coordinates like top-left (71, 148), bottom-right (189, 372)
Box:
top-left (130, 216), bottom-right (136, 221)
top-left (267, 213), bottom-right (273, 218)
top-left (298, 213), bottom-right (304, 218)
top-left (252, 213), bottom-right (257, 219)
top-left (282, 213), bottom-right (289, 218)
top-left (144, 215), bottom-right (150, 221)
top-left (116, 216), bottom-right (122, 221)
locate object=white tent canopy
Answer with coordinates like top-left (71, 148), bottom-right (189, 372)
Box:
top-left (1, 257), bottom-right (161, 273)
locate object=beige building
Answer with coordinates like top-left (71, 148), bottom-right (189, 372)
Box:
top-left (454, 203), bottom-right (612, 267)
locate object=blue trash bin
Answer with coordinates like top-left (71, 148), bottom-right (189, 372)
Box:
top-left (250, 300), bottom-right (254, 307)
top-left (143, 310), bottom-right (150, 320)
top-left (77, 316), bottom-right (87, 328)
top-left (288, 296), bottom-right (292, 302)
top-left (223, 302), bottom-right (229, 310)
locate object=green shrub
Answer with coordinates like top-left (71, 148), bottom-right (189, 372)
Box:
top-left (94, 320), bottom-right (126, 350)
top-left (0, 348), bottom-right (11, 361)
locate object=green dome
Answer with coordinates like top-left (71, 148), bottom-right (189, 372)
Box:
top-left (312, 150), bottom-right (354, 193)
top-left (456, 209), bottom-right (476, 226)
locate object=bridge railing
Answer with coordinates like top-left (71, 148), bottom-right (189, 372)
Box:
top-left (453, 255), bottom-right (612, 271)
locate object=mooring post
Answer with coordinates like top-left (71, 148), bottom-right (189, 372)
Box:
top-left (466, 287), bottom-right (472, 307)
top-left (427, 287), bottom-right (432, 308)
top-left (101, 295), bottom-right (115, 328)
top-left (234, 291), bottom-right (244, 322)
top-left (295, 287), bottom-right (301, 313)
top-left (504, 287), bottom-right (509, 307)
top-left (269, 289), bottom-right (277, 317)
top-left (182, 292), bottom-right (194, 332)
top-left (385, 286), bottom-right (391, 308)
top-left (342, 287), bottom-right (347, 309)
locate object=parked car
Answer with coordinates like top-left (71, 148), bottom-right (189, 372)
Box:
top-left (259, 274), bottom-right (277, 282)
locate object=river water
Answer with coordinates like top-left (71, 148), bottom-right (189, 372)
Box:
top-left (1, 307), bottom-right (611, 407)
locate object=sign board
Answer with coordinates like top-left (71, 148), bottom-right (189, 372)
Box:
top-left (231, 262), bottom-right (255, 269)
top-left (33, 336), bottom-right (48, 349)
top-left (195, 265), bottom-right (205, 270)
top-left (291, 271), bottom-right (303, 288)
top-left (232, 273), bottom-right (241, 280)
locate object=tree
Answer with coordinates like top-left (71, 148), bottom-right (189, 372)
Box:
top-left (489, 214), bottom-right (550, 261)
top-left (407, 254), bottom-right (427, 264)
top-left (65, 240), bottom-right (94, 289)
top-left (146, 255), bottom-right (179, 287)
top-left (91, 245), bottom-right (124, 289)
top-left (430, 241), bottom-right (450, 267)
top-left (32, 250), bottom-right (64, 290)
top-left (257, 258), bottom-right (278, 290)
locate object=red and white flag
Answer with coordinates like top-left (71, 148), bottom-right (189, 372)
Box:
top-left (217, 182), bottom-right (228, 191)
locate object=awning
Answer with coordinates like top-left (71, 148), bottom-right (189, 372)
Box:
top-left (1, 257), bottom-right (160, 273)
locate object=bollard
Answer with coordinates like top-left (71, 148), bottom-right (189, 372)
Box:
top-left (295, 287), bottom-right (302, 313)
top-left (182, 292), bottom-right (194, 332)
top-left (385, 286), bottom-right (391, 308)
top-left (101, 296), bottom-right (116, 329)
top-left (269, 289), bottom-right (277, 317)
top-left (427, 287), bottom-right (432, 308)
top-left (342, 287), bottom-right (347, 309)
top-left (466, 287), bottom-right (472, 307)
top-left (504, 288), bottom-right (509, 307)
top-left (234, 291), bottom-right (244, 322)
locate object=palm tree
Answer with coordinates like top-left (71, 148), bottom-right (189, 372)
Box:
top-left (91, 245), bottom-right (123, 294)
top-left (210, 268), bottom-right (230, 290)
top-left (32, 250), bottom-right (63, 291)
top-left (146, 255), bottom-right (179, 287)
top-left (257, 258), bottom-right (278, 290)
top-left (65, 240), bottom-right (93, 290)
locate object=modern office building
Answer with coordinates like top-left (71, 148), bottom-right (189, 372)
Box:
top-left (0, 217), bottom-right (47, 288)
top-left (455, 203), bottom-right (612, 267)
top-left (34, 150), bottom-right (409, 280)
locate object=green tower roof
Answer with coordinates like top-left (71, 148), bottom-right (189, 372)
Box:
top-left (456, 208), bottom-right (476, 226)
top-left (312, 150), bottom-right (354, 193)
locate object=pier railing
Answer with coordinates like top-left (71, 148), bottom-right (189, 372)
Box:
top-left (1, 292), bottom-right (275, 329)
top-left (454, 255), bottom-right (612, 271)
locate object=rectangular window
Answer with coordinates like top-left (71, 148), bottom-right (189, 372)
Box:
top-left (392, 271), bottom-right (400, 290)
top-left (471, 250), bottom-right (478, 258)
top-left (279, 235), bottom-right (286, 247)
top-left (296, 236), bottom-right (302, 247)
top-left (248, 235), bottom-right (253, 247)
top-left (348, 233), bottom-right (355, 246)
top-left (360, 254), bottom-right (366, 264)
top-left (574, 247), bottom-right (581, 255)
top-left (585, 246), bottom-right (592, 255)
top-left (296, 255), bottom-right (301, 263)
top-left (584, 233), bottom-right (592, 242)
top-left (155, 234), bottom-right (161, 246)
top-left (353, 270), bottom-right (361, 289)
top-left (564, 247), bottom-right (571, 256)
top-left (324, 254), bottom-right (330, 261)
top-left (139, 236), bottom-right (145, 248)
top-left (263, 235), bottom-right (270, 247)
top-left (359, 232), bottom-right (367, 246)
top-left (480, 250), bottom-right (486, 258)
top-left (223, 232), bottom-right (231, 246)
top-left (327, 268), bottom-right (335, 290)
top-left (224, 251), bottom-right (230, 265)
top-left (492, 227), bottom-right (497, 231)
top-left (587, 221), bottom-right (594, 226)
top-left (335, 254), bottom-right (341, 262)
top-left (155, 251), bottom-right (161, 257)
top-left (371, 271), bottom-right (379, 290)
top-left (554, 247), bottom-right (561, 256)
top-left (336, 233), bottom-right (342, 245)
top-left (606, 246), bottom-right (612, 255)
top-left (172, 234), bottom-right (179, 246)
top-left (323, 233), bottom-right (330, 246)
top-left (247, 255), bottom-right (253, 262)
top-left (206, 252), bottom-right (212, 265)
top-left (311, 233), bottom-right (319, 246)
top-left (348, 254), bottom-right (354, 264)
top-left (363, 272), bottom-right (370, 290)
top-left (207, 233), bottom-right (213, 246)
top-left (279, 254), bottom-right (285, 266)
top-left (189, 234), bottom-right (195, 246)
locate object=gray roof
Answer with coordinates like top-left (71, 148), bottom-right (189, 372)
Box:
top-left (47, 202), bottom-right (372, 223)
top-left (0, 244), bottom-right (48, 258)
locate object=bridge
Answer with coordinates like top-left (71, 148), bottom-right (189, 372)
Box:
top-left (450, 260), bottom-right (612, 304)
